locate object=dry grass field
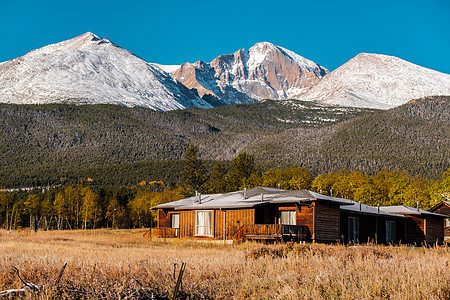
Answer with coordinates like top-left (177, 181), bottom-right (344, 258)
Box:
top-left (0, 229), bottom-right (449, 299)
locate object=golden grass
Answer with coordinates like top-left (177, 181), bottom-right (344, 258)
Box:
top-left (0, 229), bottom-right (449, 299)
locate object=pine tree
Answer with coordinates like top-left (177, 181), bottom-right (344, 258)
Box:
top-left (181, 143), bottom-right (206, 195)
top-left (204, 163), bottom-right (228, 193)
top-left (226, 152), bottom-right (258, 191)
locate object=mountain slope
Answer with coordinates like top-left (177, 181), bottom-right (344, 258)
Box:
top-left (0, 97), bottom-right (448, 188)
top-left (172, 42), bottom-right (328, 105)
top-left (248, 96), bottom-right (450, 177)
top-left (0, 32), bottom-right (211, 111)
top-left (299, 53), bottom-right (450, 109)
top-left (0, 101), bottom-right (370, 187)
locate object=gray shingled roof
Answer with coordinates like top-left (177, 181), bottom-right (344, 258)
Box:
top-left (152, 187), bottom-right (352, 210)
top-left (339, 200), bottom-right (406, 218)
top-left (380, 205), bottom-right (448, 217)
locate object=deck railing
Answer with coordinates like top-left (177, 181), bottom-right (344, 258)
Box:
top-left (233, 224), bottom-right (307, 242)
top-left (144, 227), bottom-right (179, 238)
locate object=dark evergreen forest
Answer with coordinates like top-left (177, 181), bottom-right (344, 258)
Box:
top-left (0, 96), bottom-right (448, 189)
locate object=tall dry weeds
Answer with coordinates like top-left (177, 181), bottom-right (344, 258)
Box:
top-left (0, 229), bottom-right (449, 299)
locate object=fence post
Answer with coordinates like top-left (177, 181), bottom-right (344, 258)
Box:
top-left (172, 262), bottom-right (186, 300)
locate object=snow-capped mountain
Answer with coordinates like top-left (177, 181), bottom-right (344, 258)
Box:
top-left (299, 53), bottom-right (450, 109)
top-left (171, 42), bottom-right (329, 106)
top-left (0, 32), bottom-right (211, 111)
top-left (2, 33), bottom-right (449, 111)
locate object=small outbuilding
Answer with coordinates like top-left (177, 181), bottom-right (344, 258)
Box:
top-left (428, 201), bottom-right (450, 242)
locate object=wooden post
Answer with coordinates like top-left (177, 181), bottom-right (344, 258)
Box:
top-left (223, 210), bottom-right (226, 241)
top-left (312, 203), bottom-right (316, 242)
top-left (375, 216), bottom-right (378, 244)
top-left (172, 262), bottom-right (186, 300)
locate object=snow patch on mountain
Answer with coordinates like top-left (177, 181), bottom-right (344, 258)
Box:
top-left (150, 63), bottom-right (181, 73)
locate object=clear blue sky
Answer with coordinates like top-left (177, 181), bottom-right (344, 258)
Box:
top-left (1, 0), bottom-right (449, 73)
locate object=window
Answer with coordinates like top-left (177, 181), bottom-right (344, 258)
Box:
top-left (279, 210), bottom-right (296, 225)
top-left (195, 210), bottom-right (213, 236)
top-left (348, 217), bottom-right (359, 243)
top-left (445, 218), bottom-right (450, 227)
top-left (386, 220), bottom-right (396, 244)
top-left (171, 214), bottom-right (179, 229)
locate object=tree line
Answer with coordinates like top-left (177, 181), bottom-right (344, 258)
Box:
top-left (1, 144), bottom-right (449, 230)
top-left (0, 182), bottom-right (182, 230)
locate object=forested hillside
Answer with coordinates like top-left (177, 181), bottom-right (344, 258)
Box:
top-left (0, 100), bottom-right (369, 187)
top-left (249, 96), bottom-right (450, 178)
top-left (0, 96), bottom-right (448, 188)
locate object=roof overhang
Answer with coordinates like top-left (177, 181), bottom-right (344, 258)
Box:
top-left (340, 207), bottom-right (406, 218)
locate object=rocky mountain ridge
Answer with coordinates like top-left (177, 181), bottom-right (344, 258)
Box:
top-left (171, 42), bottom-right (329, 106)
top-left (1, 32), bottom-right (449, 110)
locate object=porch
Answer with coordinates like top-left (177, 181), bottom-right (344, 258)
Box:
top-left (143, 227), bottom-right (179, 238)
top-left (233, 224), bottom-right (308, 243)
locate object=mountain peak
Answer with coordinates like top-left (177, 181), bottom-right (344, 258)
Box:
top-left (246, 42), bottom-right (328, 77)
top-left (250, 41), bottom-right (277, 49)
top-left (80, 31), bottom-right (100, 40)
top-left (351, 52), bottom-right (406, 64)
top-left (24, 32), bottom-right (112, 57)
top-left (248, 42), bottom-right (279, 56)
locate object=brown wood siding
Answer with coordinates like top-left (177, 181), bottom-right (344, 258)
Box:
top-left (217, 209), bottom-right (255, 239)
top-left (174, 209), bottom-right (254, 239)
top-left (425, 216), bottom-right (444, 244)
top-left (158, 209), bottom-right (170, 228)
top-left (296, 205), bottom-right (314, 240)
top-left (314, 202), bottom-right (340, 242)
top-left (179, 210), bottom-right (195, 238)
top-left (405, 215), bottom-right (425, 244)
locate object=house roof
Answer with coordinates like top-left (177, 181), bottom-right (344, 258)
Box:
top-left (152, 187), bottom-right (353, 210)
top-left (339, 200), bottom-right (406, 218)
top-left (428, 201), bottom-right (450, 213)
top-left (380, 205), bottom-right (449, 218)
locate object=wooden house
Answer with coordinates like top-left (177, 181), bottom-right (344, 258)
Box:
top-left (380, 205), bottom-right (448, 245)
top-left (428, 201), bottom-right (450, 242)
top-left (151, 187), bottom-right (444, 244)
top-left (152, 187), bottom-right (350, 243)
